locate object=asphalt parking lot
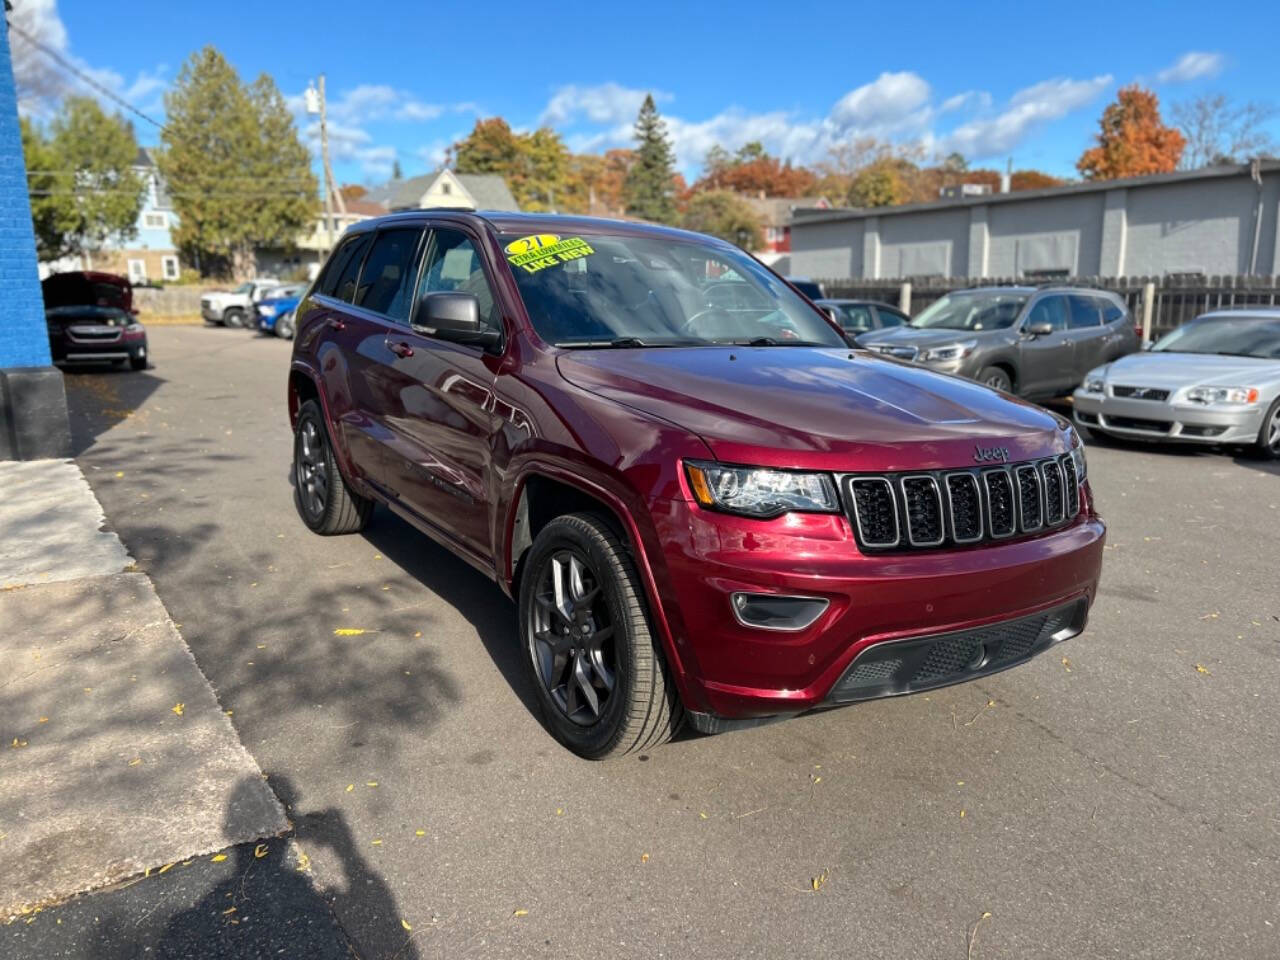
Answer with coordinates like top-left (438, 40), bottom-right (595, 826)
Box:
top-left (49, 326), bottom-right (1280, 958)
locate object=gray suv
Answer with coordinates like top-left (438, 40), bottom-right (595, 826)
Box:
top-left (855, 286), bottom-right (1140, 398)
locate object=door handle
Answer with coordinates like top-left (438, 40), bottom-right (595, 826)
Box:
top-left (388, 340), bottom-right (414, 358)
top-left (327, 318), bottom-right (346, 332)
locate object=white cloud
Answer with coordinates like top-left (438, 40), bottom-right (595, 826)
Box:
top-left (540, 68), bottom-right (1108, 174)
top-left (1155, 51), bottom-right (1225, 84)
top-left (940, 75), bottom-right (1112, 159)
top-left (9, 0), bottom-right (169, 121)
top-left (830, 72), bottom-right (931, 131)
top-left (540, 83), bottom-right (672, 127)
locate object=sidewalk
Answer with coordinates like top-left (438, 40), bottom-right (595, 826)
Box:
top-left (0, 460), bottom-right (286, 922)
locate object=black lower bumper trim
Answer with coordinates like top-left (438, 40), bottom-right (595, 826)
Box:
top-left (826, 598), bottom-right (1087, 704)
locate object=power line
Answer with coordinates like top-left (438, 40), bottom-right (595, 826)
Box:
top-left (7, 19), bottom-right (166, 132)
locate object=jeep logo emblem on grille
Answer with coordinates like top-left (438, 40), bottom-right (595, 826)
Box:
top-left (973, 445), bottom-right (1010, 463)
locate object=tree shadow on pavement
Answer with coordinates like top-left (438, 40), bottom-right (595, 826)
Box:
top-left (360, 509), bottom-right (539, 718)
top-left (61, 366), bottom-right (166, 457)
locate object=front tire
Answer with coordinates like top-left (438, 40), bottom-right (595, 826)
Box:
top-left (276, 312), bottom-right (295, 340)
top-left (129, 353), bottom-right (147, 371)
top-left (224, 307), bottom-right (247, 329)
top-left (1253, 398), bottom-right (1280, 460)
top-left (977, 366), bottom-right (1012, 392)
top-left (292, 400), bottom-right (373, 535)
top-left (518, 513), bottom-right (683, 759)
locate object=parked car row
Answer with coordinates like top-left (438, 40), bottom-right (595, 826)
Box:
top-left (796, 282), bottom-right (1279, 458)
top-left (199, 279), bottom-right (309, 339)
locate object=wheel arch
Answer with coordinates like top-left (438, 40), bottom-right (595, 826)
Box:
top-left (502, 465), bottom-right (692, 694)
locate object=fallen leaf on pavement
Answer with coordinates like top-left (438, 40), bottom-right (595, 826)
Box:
top-left (401, 919), bottom-right (412, 931)
top-left (367, 781), bottom-right (378, 788)
top-left (254, 844), bottom-right (268, 859)
top-left (641, 852), bottom-right (650, 863)
top-left (415, 829), bottom-right (426, 836)
top-left (1061, 657), bottom-right (1072, 672)
top-left (211, 854), bottom-right (227, 863)
top-left (10, 738), bottom-right (27, 748)
top-left (513, 909), bottom-right (529, 918)
top-left (128, 758), bottom-right (142, 766)
top-left (372, 839), bottom-right (383, 846)
top-left (346, 784), bottom-right (354, 792)
top-left (1195, 664), bottom-right (1211, 675)
top-left (334, 628), bottom-right (368, 636)
top-left (171, 703), bottom-right (184, 716)
top-left (158, 862), bottom-right (173, 874)
top-left (811, 868), bottom-right (830, 892)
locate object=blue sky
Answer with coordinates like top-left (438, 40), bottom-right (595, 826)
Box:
top-left (12, 0), bottom-right (1280, 186)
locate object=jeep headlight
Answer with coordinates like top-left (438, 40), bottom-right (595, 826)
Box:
top-left (1186, 385), bottom-right (1258, 405)
top-left (685, 462), bottom-right (838, 519)
top-left (1069, 431), bottom-right (1087, 482)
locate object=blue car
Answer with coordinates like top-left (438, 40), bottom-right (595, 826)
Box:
top-left (254, 284), bottom-right (305, 339)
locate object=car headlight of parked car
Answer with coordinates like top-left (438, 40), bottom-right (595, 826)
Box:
top-left (1082, 375), bottom-right (1106, 393)
top-left (1185, 385), bottom-right (1259, 405)
top-left (685, 461), bottom-right (839, 519)
top-left (257, 304), bottom-right (273, 317)
top-left (918, 340), bottom-right (977, 363)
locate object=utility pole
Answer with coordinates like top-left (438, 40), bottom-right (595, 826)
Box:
top-left (306, 75), bottom-right (346, 255)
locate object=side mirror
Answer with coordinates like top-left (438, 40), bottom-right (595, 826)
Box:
top-left (412, 292), bottom-right (501, 350)
top-left (1024, 322), bottom-right (1054, 338)
top-left (1142, 340), bottom-right (1154, 351)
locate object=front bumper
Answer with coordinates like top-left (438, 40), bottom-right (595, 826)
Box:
top-left (650, 494), bottom-right (1105, 721)
top-left (201, 303), bottom-right (222, 321)
top-left (257, 313), bottom-right (277, 332)
top-left (50, 332), bottom-right (147, 365)
top-left (1073, 390), bottom-right (1263, 444)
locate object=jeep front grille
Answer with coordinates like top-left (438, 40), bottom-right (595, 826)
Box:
top-left (842, 453), bottom-right (1082, 553)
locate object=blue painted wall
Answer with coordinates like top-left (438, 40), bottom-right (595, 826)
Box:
top-left (0, 17), bottom-right (51, 368)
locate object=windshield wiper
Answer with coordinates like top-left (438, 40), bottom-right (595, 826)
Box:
top-left (725, 337), bottom-right (827, 347)
top-left (555, 337), bottom-right (698, 349)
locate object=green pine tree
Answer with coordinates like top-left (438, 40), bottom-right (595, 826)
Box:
top-left (391, 158), bottom-right (403, 180)
top-left (23, 97), bottom-right (145, 262)
top-left (623, 95), bottom-right (677, 224)
top-left (158, 46), bottom-right (316, 278)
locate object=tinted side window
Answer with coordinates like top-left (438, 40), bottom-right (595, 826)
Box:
top-left (1025, 296), bottom-right (1068, 332)
top-left (416, 228), bottom-right (499, 329)
top-left (318, 233), bottom-right (372, 302)
top-left (1100, 299), bottom-right (1125, 324)
top-left (1067, 295), bottom-right (1102, 329)
top-left (876, 307), bottom-right (907, 328)
top-left (354, 228), bottom-right (422, 321)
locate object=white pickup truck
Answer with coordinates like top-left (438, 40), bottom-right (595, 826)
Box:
top-left (200, 280), bottom-right (283, 328)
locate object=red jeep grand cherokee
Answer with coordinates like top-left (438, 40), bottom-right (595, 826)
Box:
top-left (287, 212), bottom-right (1104, 759)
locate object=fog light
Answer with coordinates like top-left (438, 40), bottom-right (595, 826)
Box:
top-left (730, 593), bottom-right (829, 631)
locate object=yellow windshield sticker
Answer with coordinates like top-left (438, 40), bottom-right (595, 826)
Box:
top-left (505, 235), bottom-right (595, 274)
top-left (504, 234), bottom-right (562, 257)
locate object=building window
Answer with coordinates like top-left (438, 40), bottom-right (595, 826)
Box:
top-left (441, 182), bottom-right (451, 195)
top-left (162, 255), bottom-right (179, 280)
top-left (127, 259), bottom-right (147, 283)
top-left (143, 212), bottom-right (167, 229)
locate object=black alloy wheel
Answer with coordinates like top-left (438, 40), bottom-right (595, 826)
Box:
top-left (292, 400), bottom-right (372, 535)
top-left (518, 513), bottom-right (683, 759)
top-left (528, 548), bottom-right (617, 726)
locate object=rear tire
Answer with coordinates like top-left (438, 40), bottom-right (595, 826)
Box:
top-left (1252, 398), bottom-right (1280, 461)
top-left (518, 513), bottom-right (683, 759)
top-left (224, 308), bottom-right (246, 329)
top-left (292, 400), bottom-right (373, 535)
top-left (977, 366), bottom-right (1012, 392)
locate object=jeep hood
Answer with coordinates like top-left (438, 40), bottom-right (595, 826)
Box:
top-left (556, 347), bottom-right (1067, 472)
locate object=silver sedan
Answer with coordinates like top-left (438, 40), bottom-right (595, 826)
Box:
top-left (1073, 310), bottom-right (1280, 459)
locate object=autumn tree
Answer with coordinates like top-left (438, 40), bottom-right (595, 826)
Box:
top-left (693, 141), bottom-right (817, 197)
top-left (1172, 94), bottom-right (1277, 168)
top-left (1077, 85), bottom-right (1185, 180)
top-left (453, 118), bottom-right (568, 210)
top-left (160, 47), bottom-right (316, 278)
top-left (1010, 170), bottom-right (1064, 191)
top-left (680, 190), bottom-right (763, 248)
top-left (560, 148), bottom-right (632, 216)
top-left (340, 184), bottom-right (367, 202)
top-left (22, 97), bottom-right (145, 262)
top-left (623, 94), bottom-right (678, 223)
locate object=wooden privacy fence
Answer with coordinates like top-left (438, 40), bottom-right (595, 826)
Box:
top-left (817, 275), bottom-right (1280, 339)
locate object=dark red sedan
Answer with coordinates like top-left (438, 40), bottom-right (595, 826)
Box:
top-left (285, 212), bottom-right (1105, 759)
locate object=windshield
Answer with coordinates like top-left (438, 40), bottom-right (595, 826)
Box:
top-left (1152, 317), bottom-right (1280, 359)
top-left (912, 291), bottom-right (1029, 331)
top-left (501, 232), bottom-right (845, 348)
top-left (233, 282), bottom-right (254, 294)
